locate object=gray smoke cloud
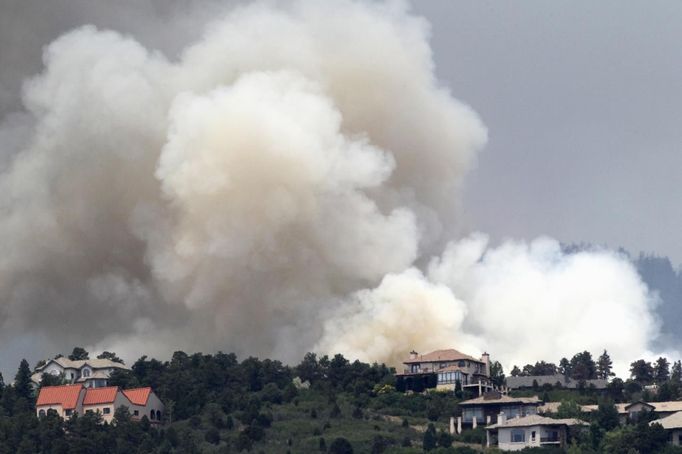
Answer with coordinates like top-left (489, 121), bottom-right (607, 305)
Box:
top-left (0, 0), bottom-right (664, 375)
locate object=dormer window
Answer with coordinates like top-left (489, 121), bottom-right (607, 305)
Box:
top-left (82, 368), bottom-right (91, 378)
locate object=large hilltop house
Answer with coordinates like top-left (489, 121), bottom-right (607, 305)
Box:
top-left (31, 357), bottom-right (130, 389)
top-left (396, 348), bottom-right (502, 395)
top-left (36, 384), bottom-right (165, 425)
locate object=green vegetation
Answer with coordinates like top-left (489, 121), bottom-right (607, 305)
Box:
top-left (0, 350), bottom-right (468, 453)
top-left (4, 347), bottom-right (682, 452)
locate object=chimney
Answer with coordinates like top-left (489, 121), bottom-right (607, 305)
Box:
top-left (481, 352), bottom-right (490, 377)
top-left (409, 350), bottom-right (418, 360)
top-left (498, 411), bottom-right (506, 426)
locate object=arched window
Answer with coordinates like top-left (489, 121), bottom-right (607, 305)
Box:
top-left (150, 410), bottom-right (155, 420)
top-left (82, 368), bottom-right (91, 378)
top-left (156, 410), bottom-right (161, 421)
top-left (38, 409), bottom-right (46, 418)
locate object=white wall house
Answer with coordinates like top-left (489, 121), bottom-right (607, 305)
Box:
top-left (485, 414), bottom-right (588, 451)
top-left (31, 357), bottom-right (130, 388)
top-left (36, 384), bottom-right (164, 425)
top-left (651, 411), bottom-right (682, 446)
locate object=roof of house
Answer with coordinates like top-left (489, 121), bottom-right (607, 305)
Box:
top-left (459, 393), bottom-right (542, 407)
top-left (36, 357), bottom-right (130, 372)
top-left (582, 401), bottom-right (682, 415)
top-left (36, 384), bottom-right (84, 410)
top-left (82, 387), bottom-right (120, 405)
top-left (403, 349), bottom-right (482, 365)
top-left (506, 374), bottom-right (608, 390)
top-left (651, 411), bottom-right (682, 429)
top-left (122, 387), bottom-right (152, 406)
top-left (487, 414), bottom-right (589, 429)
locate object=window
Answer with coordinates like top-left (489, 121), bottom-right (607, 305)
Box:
top-left (134, 410), bottom-right (139, 416)
top-left (38, 409), bottom-right (46, 418)
top-left (150, 410), bottom-right (155, 420)
top-left (462, 407), bottom-right (484, 423)
top-left (458, 360), bottom-right (465, 367)
top-left (65, 409), bottom-right (73, 416)
top-left (531, 431), bottom-right (536, 441)
top-left (156, 410), bottom-right (162, 421)
top-left (82, 368), bottom-right (91, 378)
top-left (103, 407), bottom-right (111, 415)
top-left (511, 430), bottom-right (525, 443)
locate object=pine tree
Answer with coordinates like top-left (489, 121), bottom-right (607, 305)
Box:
top-left (14, 359), bottom-right (33, 401)
top-left (654, 357), bottom-right (670, 383)
top-left (597, 350), bottom-right (615, 380)
top-left (510, 365), bottom-right (521, 377)
top-left (559, 357), bottom-right (571, 376)
top-left (68, 347), bottom-right (89, 361)
top-left (422, 424), bottom-right (437, 451)
top-left (671, 361), bottom-right (682, 384)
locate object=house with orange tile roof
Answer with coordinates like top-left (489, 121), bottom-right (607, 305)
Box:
top-left (396, 348), bottom-right (502, 395)
top-left (35, 384), bottom-right (86, 419)
top-left (36, 385), bottom-right (165, 424)
top-left (122, 387), bottom-right (166, 424)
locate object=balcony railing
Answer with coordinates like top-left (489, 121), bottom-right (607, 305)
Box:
top-left (540, 436), bottom-right (560, 443)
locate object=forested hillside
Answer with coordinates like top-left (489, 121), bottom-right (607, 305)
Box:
top-left (0, 351), bottom-right (470, 453)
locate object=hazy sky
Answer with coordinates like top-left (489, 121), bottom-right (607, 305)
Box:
top-left (2, 0), bottom-right (680, 263)
top-left (0, 0), bottom-right (680, 378)
top-left (413, 1), bottom-right (682, 265)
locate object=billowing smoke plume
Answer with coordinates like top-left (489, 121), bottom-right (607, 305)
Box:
top-left (0, 0), bottom-right (662, 374)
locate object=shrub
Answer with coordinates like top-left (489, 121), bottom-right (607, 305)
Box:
top-left (329, 437), bottom-right (354, 454)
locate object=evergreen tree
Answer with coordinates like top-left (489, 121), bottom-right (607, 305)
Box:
top-left (489, 361), bottom-right (505, 386)
top-left (96, 351), bottom-right (124, 364)
top-left (329, 437), bottom-right (353, 454)
top-left (654, 357), bottom-right (670, 383)
top-left (672, 361), bottom-right (682, 384)
top-left (569, 351), bottom-right (597, 380)
top-left (422, 424), bottom-right (437, 451)
top-left (630, 359), bottom-right (655, 385)
top-left (559, 357), bottom-right (571, 376)
top-left (68, 347), bottom-right (89, 361)
top-left (510, 365), bottom-right (521, 377)
top-left (14, 359), bottom-right (33, 401)
top-left (597, 350), bottom-right (615, 380)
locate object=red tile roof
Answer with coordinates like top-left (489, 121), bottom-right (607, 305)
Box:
top-left (83, 387), bottom-right (119, 405)
top-left (36, 384), bottom-right (84, 410)
top-left (122, 387), bottom-right (152, 406)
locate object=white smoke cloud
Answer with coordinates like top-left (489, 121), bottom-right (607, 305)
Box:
top-left (0, 0), bottom-right (663, 376)
top-left (318, 234), bottom-right (660, 376)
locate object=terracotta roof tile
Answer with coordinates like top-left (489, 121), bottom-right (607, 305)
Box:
top-left (83, 387), bottom-right (119, 405)
top-left (122, 387), bottom-right (152, 406)
top-left (36, 384), bottom-right (84, 410)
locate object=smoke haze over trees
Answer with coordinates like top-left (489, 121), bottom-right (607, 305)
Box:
top-left (0, 0), bottom-right (678, 379)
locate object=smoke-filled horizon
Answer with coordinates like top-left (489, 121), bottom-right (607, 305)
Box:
top-left (0, 0), bottom-right (670, 378)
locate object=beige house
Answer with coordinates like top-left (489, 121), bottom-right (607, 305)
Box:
top-left (398, 348), bottom-right (500, 395)
top-left (581, 400), bottom-right (682, 424)
top-left (485, 414), bottom-right (588, 451)
top-left (36, 384), bottom-right (164, 424)
top-left (458, 391), bottom-right (541, 427)
top-left (651, 411), bottom-right (682, 446)
top-left (31, 357), bottom-right (130, 388)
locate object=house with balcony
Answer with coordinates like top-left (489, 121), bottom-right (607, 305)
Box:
top-left (35, 384), bottom-right (164, 425)
top-left (485, 414), bottom-right (588, 451)
top-left (31, 357), bottom-right (130, 389)
top-left (396, 348), bottom-right (501, 395)
top-left (458, 391), bottom-right (542, 427)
